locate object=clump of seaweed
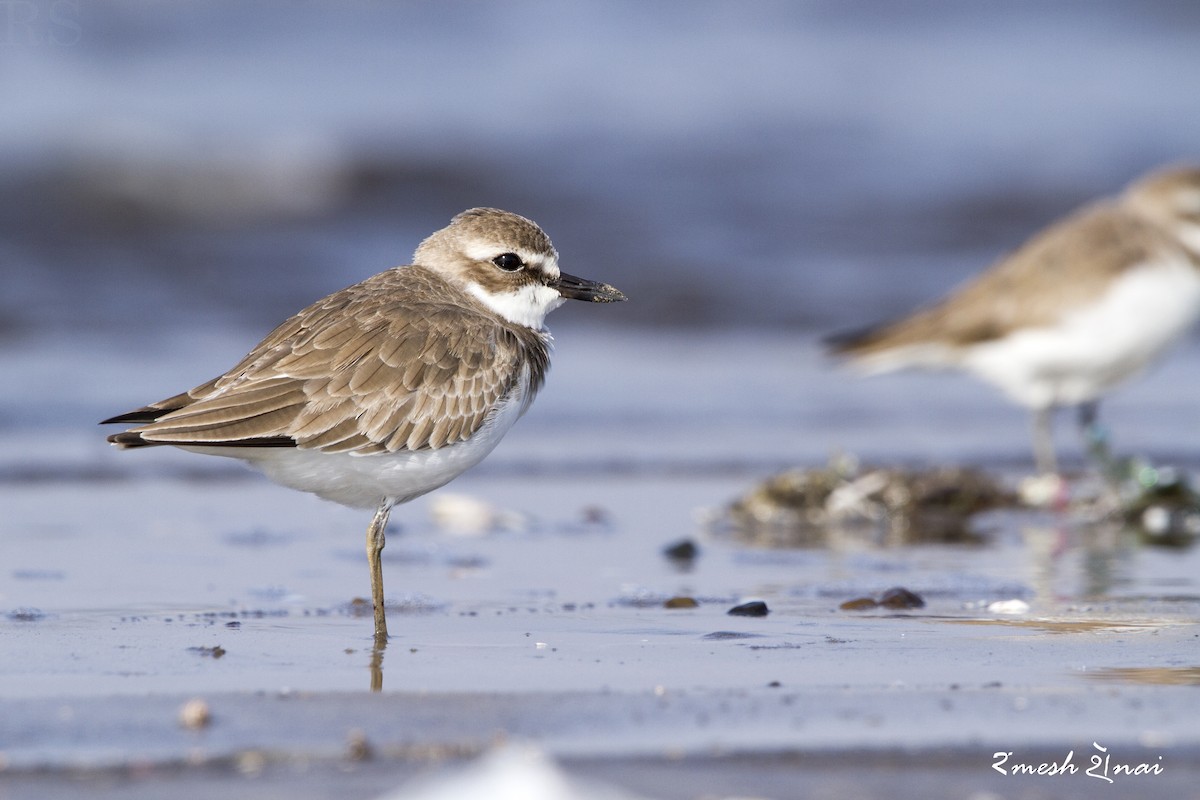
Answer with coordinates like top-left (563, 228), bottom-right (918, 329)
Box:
top-left (726, 458), bottom-right (1018, 548)
top-left (1117, 460), bottom-right (1200, 547)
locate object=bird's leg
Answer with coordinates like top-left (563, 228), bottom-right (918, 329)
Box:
top-left (366, 502), bottom-right (392, 647)
top-left (1078, 401), bottom-right (1121, 484)
top-left (1023, 409), bottom-right (1073, 510)
top-left (1078, 400), bottom-right (1105, 461)
top-left (1032, 407), bottom-right (1057, 476)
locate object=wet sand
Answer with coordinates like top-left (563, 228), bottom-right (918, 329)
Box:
top-left (3, 331), bottom-right (1200, 798)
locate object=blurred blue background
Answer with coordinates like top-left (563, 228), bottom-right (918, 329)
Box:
top-left (5, 0), bottom-right (1200, 337)
top-left (3, 0), bottom-right (1200, 469)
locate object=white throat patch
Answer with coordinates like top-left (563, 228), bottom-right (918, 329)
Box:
top-left (468, 282), bottom-right (566, 329)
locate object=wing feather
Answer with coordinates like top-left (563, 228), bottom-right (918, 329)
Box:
top-left (829, 203), bottom-right (1186, 357)
top-left (104, 266), bottom-right (551, 453)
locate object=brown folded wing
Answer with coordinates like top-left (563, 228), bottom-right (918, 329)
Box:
top-left (829, 202), bottom-right (1184, 356)
top-left (106, 266), bottom-right (550, 453)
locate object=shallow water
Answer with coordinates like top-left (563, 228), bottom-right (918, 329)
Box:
top-left (4, 330), bottom-right (1200, 798)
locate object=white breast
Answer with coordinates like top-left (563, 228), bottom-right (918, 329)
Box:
top-left (962, 255), bottom-right (1200, 409)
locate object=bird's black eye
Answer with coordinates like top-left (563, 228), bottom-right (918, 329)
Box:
top-left (492, 253), bottom-right (524, 272)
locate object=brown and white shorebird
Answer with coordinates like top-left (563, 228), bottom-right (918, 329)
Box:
top-left (828, 166), bottom-right (1200, 474)
top-left (102, 208), bottom-right (626, 645)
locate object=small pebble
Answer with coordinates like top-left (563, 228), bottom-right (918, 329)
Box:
top-left (429, 493), bottom-right (497, 535)
top-left (187, 645), bottom-right (226, 659)
top-left (879, 587), bottom-right (925, 609)
top-left (345, 728), bottom-right (372, 761)
top-left (429, 493), bottom-right (527, 535)
top-left (178, 698), bottom-right (211, 730)
top-left (662, 539), bottom-right (699, 560)
top-left (702, 631), bottom-right (756, 640)
top-left (581, 505), bottom-right (612, 526)
top-left (6, 608), bottom-right (46, 622)
top-left (727, 601), bottom-right (769, 617)
top-left (663, 596), bottom-right (699, 609)
top-left (987, 599), bottom-right (1030, 614)
top-left (839, 597), bottom-right (878, 611)
top-left (236, 750), bottom-right (266, 776)
top-left (1141, 506), bottom-right (1172, 536)
top-left (1018, 473), bottom-right (1067, 507)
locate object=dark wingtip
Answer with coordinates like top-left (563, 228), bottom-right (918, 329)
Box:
top-left (107, 431), bottom-right (151, 448)
top-left (105, 430), bottom-right (298, 448)
top-left (100, 407), bottom-right (165, 425)
top-left (823, 324), bottom-right (882, 355)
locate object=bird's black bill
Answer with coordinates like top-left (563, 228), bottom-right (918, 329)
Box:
top-left (552, 271), bottom-right (627, 303)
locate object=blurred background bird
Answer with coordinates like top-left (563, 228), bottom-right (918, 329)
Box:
top-left (828, 165), bottom-right (1200, 476)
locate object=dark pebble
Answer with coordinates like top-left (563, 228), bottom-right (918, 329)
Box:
top-left (6, 607), bottom-right (46, 622)
top-left (702, 631), bottom-right (760, 640)
top-left (11, 570), bottom-right (65, 581)
top-left (728, 601), bottom-right (769, 617)
top-left (879, 587), bottom-right (925, 609)
top-left (582, 506), bottom-right (612, 526)
top-left (187, 645), bottom-right (226, 658)
top-left (662, 539), bottom-right (699, 560)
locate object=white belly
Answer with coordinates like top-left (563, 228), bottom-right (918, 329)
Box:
top-left (962, 256), bottom-right (1200, 409)
top-left (182, 373), bottom-right (531, 509)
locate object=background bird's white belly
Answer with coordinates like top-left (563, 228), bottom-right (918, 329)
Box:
top-left (963, 256), bottom-right (1200, 408)
top-left (183, 376), bottom-right (532, 509)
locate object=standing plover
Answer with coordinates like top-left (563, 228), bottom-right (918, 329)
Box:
top-left (102, 208), bottom-right (626, 644)
top-left (828, 166), bottom-right (1200, 473)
